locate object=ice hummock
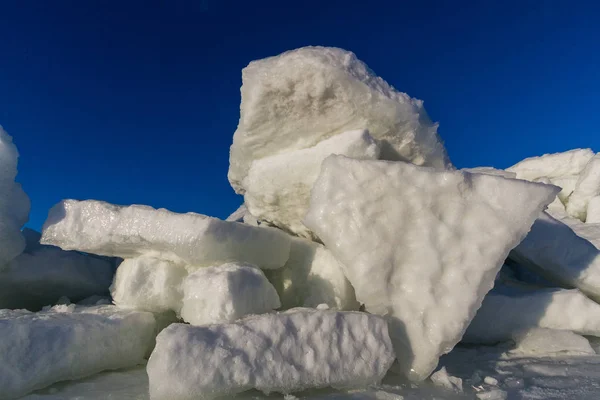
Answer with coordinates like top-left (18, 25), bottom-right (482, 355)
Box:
top-left (305, 155), bottom-right (558, 381)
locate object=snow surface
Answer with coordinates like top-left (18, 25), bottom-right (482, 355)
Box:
top-left (588, 196), bottom-right (600, 224)
top-left (147, 309), bottom-right (395, 399)
top-left (0, 126), bottom-right (30, 266)
top-left (180, 262), bottom-right (280, 326)
top-left (304, 155), bottom-right (558, 381)
top-left (111, 256), bottom-right (187, 314)
top-left (0, 305), bottom-right (156, 400)
top-left (228, 46), bottom-right (452, 193)
top-left (464, 284), bottom-right (600, 344)
top-left (41, 199), bottom-right (291, 269)
top-left (244, 129), bottom-right (380, 239)
top-left (266, 237), bottom-right (359, 310)
top-left (508, 328), bottom-right (595, 356)
top-left (461, 167), bottom-right (517, 179)
top-left (567, 154), bottom-right (600, 221)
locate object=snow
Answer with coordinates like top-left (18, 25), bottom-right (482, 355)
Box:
top-left (509, 211), bottom-right (600, 302)
top-left (243, 129), bottom-right (380, 239)
top-left (41, 199), bottom-right (291, 269)
top-left (464, 284), bottom-right (600, 344)
top-left (147, 309), bottom-right (395, 399)
top-left (0, 230), bottom-right (115, 310)
top-left (566, 154), bottom-right (600, 220)
top-left (111, 256), bottom-right (187, 314)
top-left (228, 46), bottom-right (452, 194)
top-left (0, 126), bottom-right (30, 266)
top-left (0, 305), bottom-right (156, 400)
top-left (226, 204), bottom-right (248, 222)
top-left (430, 367), bottom-right (463, 392)
top-left (507, 148), bottom-right (595, 182)
top-left (180, 262), bottom-right (280, 326)
top-left (304, 155), bottom-right (558, 381)
top-left (509, 328), bottom-right (595, 356)
top-left (461, 167), bottom-right (516, 179)
top-left (266, 237), bottom-right (359, 310)
top-left (588, 196), bottom-right (600, 223)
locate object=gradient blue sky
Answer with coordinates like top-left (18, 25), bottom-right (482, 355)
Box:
top-left (1, 0), bottom-right (599, 230)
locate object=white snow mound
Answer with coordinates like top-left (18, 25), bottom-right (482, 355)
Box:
top-left (509, 328), bottom-right (595, 356)
top-left (567, 154), bottom-right (600, 221)
top-left (228, 46), bottom-right (452, 193)
top-left (147, 309), bottom-right (394, 400)
top-left (305, 155), bottom-right (558, 381)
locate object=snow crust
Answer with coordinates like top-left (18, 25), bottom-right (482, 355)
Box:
top-left (41, 200), bottom-right (291, 269)
top-left (304, 155), bottom-right (558, 381)
top-left (266, 237), bottom-right (359, 310)
top-left (509, 328), bottom-right (595, 356)
top-left (180, 262), bottom-right (280, 326)
top-left (228, 46), bottom-right (452, 193)
top-left (0, 305), bottom-right (156, 399)
top-left (588, 196), bottom-right (600, 224)
top-left (243, 129), bottom-right (380, 238)
top-left (507, 148), bottom-right (595, 182)
top-left (147, 309), bottom-right (394, 399)
top-left (567, 154), bottom-right (600, 221)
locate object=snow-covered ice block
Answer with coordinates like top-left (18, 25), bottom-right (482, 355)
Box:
top-left (509, 328), bottom-right (595, 356)
top-left (567, 154), bottom-right (600, 221)
top-left (225, 204), bottom-right (247, 222)
top-left (147, 309), bottom-right (394, 399)
top-left (41, 200), bottom-right (291, 269)
top-left (180, 262), bottom-right (280, 325)
top-left (464, 285), bottom-right (600, 344)
top-left (304, 155), bottom-right (558, 381)
top-left (243, 129), bottom-right (380, 238)
top-left (0, 305), bottom-right (156, 400)
top-left (551, 175), bottom-right (579, 203)
top-left (0, 232), bottom-right (115, 310)
top-left (588, 196), bottom-right (600, 224)
top-left (510, 211), bottom-right (600, 302)
top-left (0, 126), bottom-right (30, 266)
top-left (228, 46), bottom-right (452, 193)
top-left (266, 237), bottom-right (359, 310)
top-left (507, 148), bottom-right (595, 182)
top-left (111, 256), bottom-right (187, 314)
top-left (461, 167), bottom-right (516, 179)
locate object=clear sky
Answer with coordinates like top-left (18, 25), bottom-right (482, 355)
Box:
top-left (1, 0), bottom-right (599, 230)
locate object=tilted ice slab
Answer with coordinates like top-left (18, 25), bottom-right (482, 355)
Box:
top-left (510, 211), bottom-right (600, 302)
top-left (588, 196), bottom-right (600, 224)
top-left (147, 309), bottom-right (394, 400)
top-left (567, 154), bottom-right (600, 221)
top-left (461, 167), bottom-right (517, 179)
top-left (305, 156), bottom-right (557, 381)
top-left (0, 126), bottom-right (30, 265)
top-left (243, 129), bottom-right (380, 239)
top-left (463, 285), bottom-right (600, 344)
top-left (508, 328), bottom-right (595, 356)
top-left (228, 46), bottom-right (452, 193)
top-left (266, 237), bottom-right (359, 310)
top-left (41, 200), bottom-right (291, 269)
top-left (111, 256), bottom-right (187, 314)
top-left (0, 232), bottom-right (115, 310)
top-left (0, 305), bottom-right (156, 400)
top-left (180, 262), bottom-right (280, 326)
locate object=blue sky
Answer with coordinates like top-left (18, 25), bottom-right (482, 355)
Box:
top-left (1, 0), bottom-right (599, 230)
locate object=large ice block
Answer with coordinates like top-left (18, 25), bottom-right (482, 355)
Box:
top-left (507, 148), bottom-right (595, 182)
top-left (567, 154), bottom-right (600, 221)
top-left (305, 155), bottom-right (557, 381)
top-left (228, 46), bottom-right (452, 193)
top-left (147, 309), bottom-right (394, 399)
top-left (588, 196), bottom-right (600, 224)
top-left (41, 200), bottom-right (291, 269)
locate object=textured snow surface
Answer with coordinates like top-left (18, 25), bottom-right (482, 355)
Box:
top-left (461, 167), bottom-right (517, 179)
top-left (567, 154), bottom-right (600, 221)
top-left (0, 305), bottom-right (156, 399)
top-left (304, 156), bottom-right (558, 381)
top-left (147, 309), bottom-right (395, 399)
top-left (509, 328), bottom-right (595, 356)
top-left (0, 126), bottom-right (30, 266)
top-left (464, 284), bottom-right (600, 344)
top-left (111, 256), bottom-right (187, 314)
top-left (41, 200), bottom-right (291, 269)
top-left (266, 237), bottom-right (359, 310)
top-left (180, 262), bottom-right (280, 326)
top-left (588, 196), bottom-right (600, 224)
top-left (507, 148), bottom-right (595, 182)
top-left (228, 46), bottom-right (451, 193)
top-left (243, 129), bottom-right (380, 238)
top-left (510, 211), bottom-right (600, 301)
top-left (0, 232), bottom-right (115, 310)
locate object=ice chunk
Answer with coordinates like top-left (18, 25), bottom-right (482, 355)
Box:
top-left (266, 237), bottom-right (359, 310)
top-left (566, 154), bottom-right (600, 221)
top-left (461, 167), bottom-right (516, 179)
top-left (551, 175), bottom-right (579, 204)
top-left (304, 155), bottom-right (558, 381)
top-left (111, 256), bottom-right (187, 314)
top-left (228, 46), bottom-right (452, 193)
top-left (0, 234), bottom-right (115, 310)
top-left (0, 305), bottom-right (156, 399)
top-left (507, 148), bottom-right (595, 182)
top-left (41, 200), bottom-right (291, 269)
top-left (464, 285), bottom-right (600, 343)
top-left (147, 309), bottom-right (394, 399)
top-left (225, 204), bottom-right (247, 222)
top-left (588, 196), bottom-right (600, 224)
top-left (430, 367), bottom-right (463, 392)
top-left (243, 129), bottom-right (380, 238)
top-left (180, 262), bottom-right (280, 325)
top-left (509, 328), bottom-right (594, 356)
top-left (510, 211), bottom-right (600, 301)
